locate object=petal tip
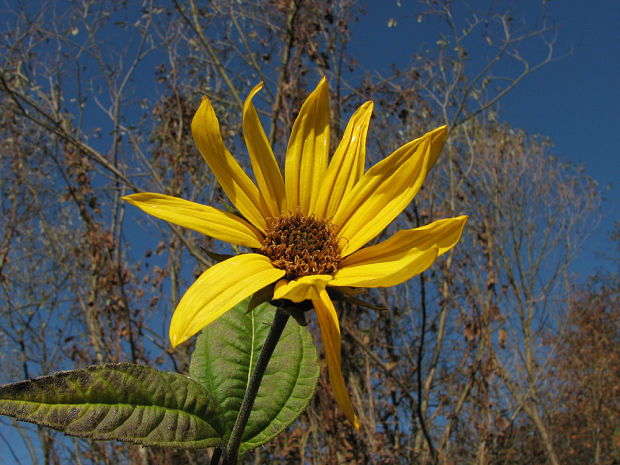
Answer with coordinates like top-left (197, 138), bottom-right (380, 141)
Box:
top-left (454, 214), bottom-right (469, 230)
top-left (191, 96), bottom-right (214, 134)
top-left (169, 332), bottom-right (182, 349)
top-left (457, 214), bottom-right (469, 234)
top-left (247, 82), bottom-right (264, 100)
top-left (433, 124), bottom-right (448, 140)
top-left (356, 100), bottom-right (374, 116)
top-left (315, 76), bottom-right (329, 96)
top-left (170, 322), bottom-right (193, 348)
top-left (169, 316), bottom-right (190, 348)
top-left (122, 194), bottom-right (141, 206)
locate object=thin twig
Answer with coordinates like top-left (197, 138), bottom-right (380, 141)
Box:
top-left (416, 272), bottom-right (437, 463)
top-left (269, 0), bottom-right (300, 148)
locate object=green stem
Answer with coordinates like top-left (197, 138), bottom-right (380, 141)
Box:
top-left (222, 308), bottom-right (290, 465)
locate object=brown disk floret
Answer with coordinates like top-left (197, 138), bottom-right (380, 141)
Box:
top-left (260, 209), bottom-right (342, 279)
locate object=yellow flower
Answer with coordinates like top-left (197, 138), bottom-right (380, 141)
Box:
top-left (124, 78), bottom-right (467, 429)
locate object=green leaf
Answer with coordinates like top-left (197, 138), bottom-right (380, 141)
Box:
top-left (0, 363), bottom-right (226, 448)
top-left (190, 299), bottom-right (319, 454)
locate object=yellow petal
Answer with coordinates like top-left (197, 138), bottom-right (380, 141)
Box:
top-left (169, 254), bottom-right (285, 347)
top-left (313, 101), bottom-right (373, 220)
top-left (192, 95), bottom-right (270, 232)
top-left (243, 83), bottom-right (286, 217)
top-left (273, 275), bottom-right (333, 302)
top-left (333, 126), bottom-right (448, 257)
top-left (123, 193), bottom-right (263, 248)
top-left (331, 216), bottom-right (467, 287)
top-left (285, 77), bottom-right (330, 215)
top-left (331, 248), bottom-right (437, 288)
top-left (312, 290), bottom-right (359, 429)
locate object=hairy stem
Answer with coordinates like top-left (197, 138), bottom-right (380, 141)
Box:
top-left (222, 308), bottom-right (290, 464)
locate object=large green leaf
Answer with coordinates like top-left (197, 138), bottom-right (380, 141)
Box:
top-left (0, 363), bottom-right (226, 448)
top-left (190, 299), bottom-right (319, 454)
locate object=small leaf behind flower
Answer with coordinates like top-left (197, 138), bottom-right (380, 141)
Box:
top-left (190, 298), bottom-right (319, 455)
top-left (0, 363), bottom-right (226, 448)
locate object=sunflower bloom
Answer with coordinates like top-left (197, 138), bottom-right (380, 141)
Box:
top-left (124, 78), bottom-right (467, 429)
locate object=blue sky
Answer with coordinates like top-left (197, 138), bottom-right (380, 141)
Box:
top-left (500, 1), bottom-right (619, 271)
top-left (350, 0), bottom-right (619, 277)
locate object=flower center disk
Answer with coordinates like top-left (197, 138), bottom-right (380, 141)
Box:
top-left (260, 210), bottom-right (341, 279)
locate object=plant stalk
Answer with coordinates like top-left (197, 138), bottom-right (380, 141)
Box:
top-left (222, 308), bottom-right (290, 464)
